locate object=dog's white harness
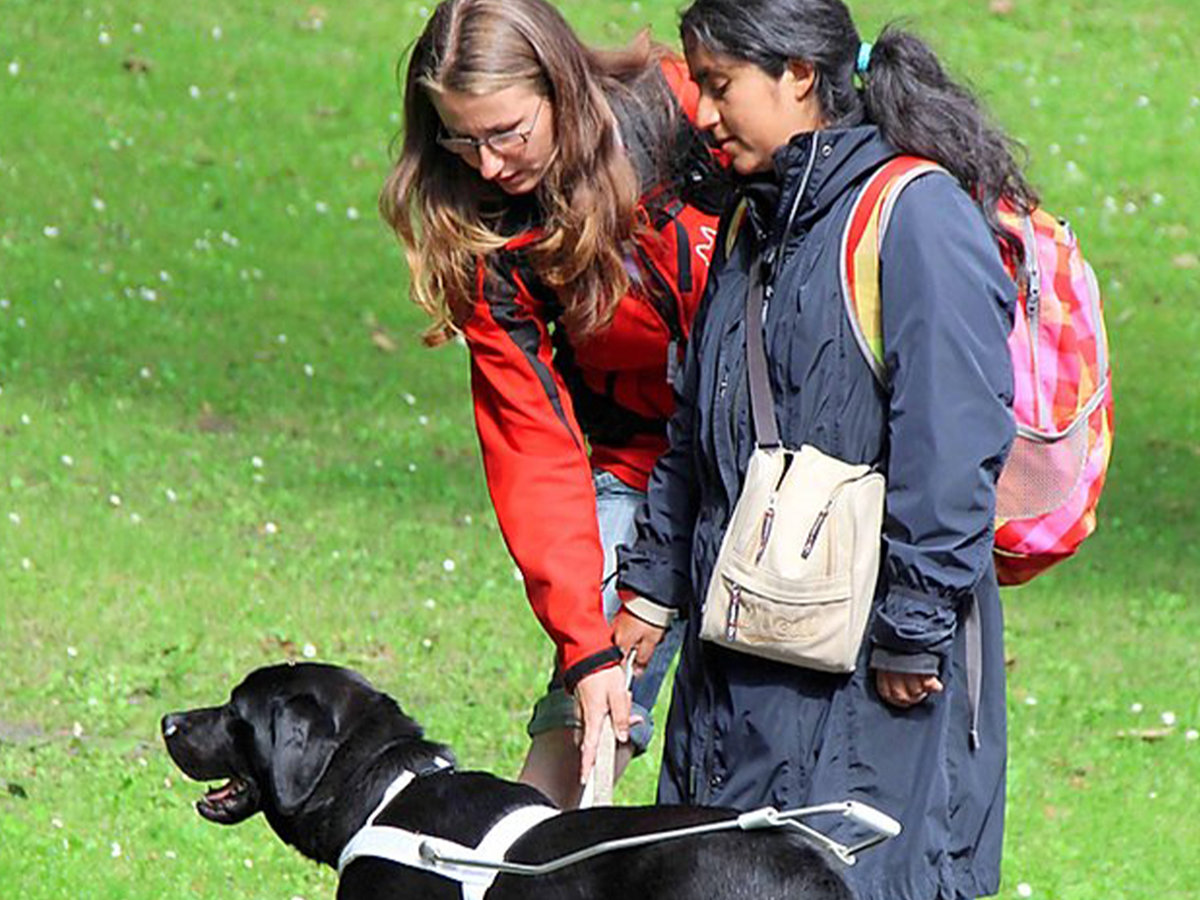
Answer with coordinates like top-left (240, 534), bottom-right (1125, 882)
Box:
top-left (337, 760), bottom-right (560, 900)
top-left (338, 761), bottom-right (904, 898)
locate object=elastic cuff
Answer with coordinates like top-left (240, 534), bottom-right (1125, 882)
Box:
top-left (869, 647), bottom-right (942, 676)
top-left (562, 646), bottom-right (623, 694)
top-left (623, 596), bottom-right (678, 629)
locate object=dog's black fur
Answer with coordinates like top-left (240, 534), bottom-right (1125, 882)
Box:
top-left (162, 663), bottom-right (853, 899)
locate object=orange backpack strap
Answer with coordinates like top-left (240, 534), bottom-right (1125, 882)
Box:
top-left (841, 156), bottom-right (948, 383)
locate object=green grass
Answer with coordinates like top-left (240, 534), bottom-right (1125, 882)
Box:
top-left (1, 0), bottom-right (1198, 897)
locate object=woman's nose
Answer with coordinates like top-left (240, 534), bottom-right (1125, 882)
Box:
top-left (476, 144), bottom-right (505, 180)
top-left (694, 92), bottom-right (720, 132)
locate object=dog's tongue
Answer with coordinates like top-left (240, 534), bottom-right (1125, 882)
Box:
top-left (204, 780), bottom-right (239, 803)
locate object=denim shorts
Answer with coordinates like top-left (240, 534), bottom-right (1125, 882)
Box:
top-left (526, 469), bottom-right (683, 753)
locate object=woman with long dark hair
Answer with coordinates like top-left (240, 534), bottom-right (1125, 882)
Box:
top-left (618, 1), bottom-right (1028, 895)
top-left (382, 0), bottom-right (727, 808)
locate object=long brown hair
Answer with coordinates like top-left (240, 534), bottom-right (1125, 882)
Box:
top-left (382, 0), bottom-right (669, 346)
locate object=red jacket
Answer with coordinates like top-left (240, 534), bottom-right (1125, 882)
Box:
top-left (460, 60), bottom-right (723, 687)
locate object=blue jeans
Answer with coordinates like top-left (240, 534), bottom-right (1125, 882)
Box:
top-left (526, 470), bottom-right (683, 753)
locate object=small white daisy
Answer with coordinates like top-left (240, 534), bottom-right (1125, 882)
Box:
top-left (99, 30), bottom-right (112, 45)
top-left (1162, 711), bottom-right (1177, 727)
top-left (8, 512), bottom-right (20, 525)
top-left (1024, 696), bottom-right (1038, 706)
top-left (242, 858), bottom-right (253, 869)
top-left (43, 225), bottom-right (60, 238)
top-left (165, 488), bottom-right (178, 503)
top-left (314, 201), bottom-right (329, 214)
top-left (109, 494), bottom-right (122, 507)
top-left (189, 85), bottom-right (201, 99)
top-left (264, 521), bottom-right (278, 535)
top-left (1186, 729), bottom-right (1199, 742)
top-left (422, 638), bottom-right (434, 650)
top-left (1131, 702), bottom-right (1143, 713)
top-left (6, 60), bottom-right (18, 77)
top-left (303, 363), bottom-right (315, 377)
top-left (139, 366), bottom-right (152, 379)
top-left (132, 22), bottom-right (144, 34)
top-left (67, 646), bottom-right (78, 658)
top-left (251, 456), bottom-right (264, 469)
top-left (212, 25), bottom-right (223, 40)
top-left (346, 206), bottom-right (361, 221)
top-left (424, 598), bottom-right (436, 609)
top-left (1016, 883), bottom-right (1032, 898)
top-left (302, 643), bottom-right (317, 659)
top-left (110, 841), bottom-right (122, 858)
top-left (92, 197), bottom-right (106, 212)
top-left (61, 454), bottom-right (74, 467)
top-left (442, 558), bottom-right (456, 573)
top-left (403, 392), bottom-right (417, 405)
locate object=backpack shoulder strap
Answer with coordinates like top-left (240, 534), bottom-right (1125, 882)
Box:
top-left (840, 156), bottom-right (948, 384)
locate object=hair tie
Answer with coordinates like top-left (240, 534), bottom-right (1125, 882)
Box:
top-left (856, 41), bottom-right (874, 75)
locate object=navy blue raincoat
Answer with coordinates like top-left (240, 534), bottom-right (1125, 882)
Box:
top-left (618, 126), bottom-right (1015, 900)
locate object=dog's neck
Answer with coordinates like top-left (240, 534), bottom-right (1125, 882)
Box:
top-left (273, 738), bottom-right (454, 867)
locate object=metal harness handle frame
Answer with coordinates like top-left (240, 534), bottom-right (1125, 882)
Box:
top-left (420, 799), bottom-right (902, 876)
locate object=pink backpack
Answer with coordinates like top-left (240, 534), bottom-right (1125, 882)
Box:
top-left (842, 156), bottom-right (1114, 585)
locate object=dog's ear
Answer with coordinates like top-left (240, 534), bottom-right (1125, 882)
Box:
top-left (269, 693), bottom-right (339, 815)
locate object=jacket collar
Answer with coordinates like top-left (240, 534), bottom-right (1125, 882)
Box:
top-left (740, 125), bottom-right (897, 248)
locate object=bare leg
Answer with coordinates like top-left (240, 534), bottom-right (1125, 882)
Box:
top-left (517, 726), bottom-right (633, 810)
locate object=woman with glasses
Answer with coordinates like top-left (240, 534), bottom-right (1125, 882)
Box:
top-left (381, 0), bottom-right (727, 808)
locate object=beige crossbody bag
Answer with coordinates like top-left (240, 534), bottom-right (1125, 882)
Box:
top-left (700, 263), bottom-right (885, 672)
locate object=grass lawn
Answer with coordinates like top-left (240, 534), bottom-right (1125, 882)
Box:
top-left (1, 0), bottom-right (1198, 897)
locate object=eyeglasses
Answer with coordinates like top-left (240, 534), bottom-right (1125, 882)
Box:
top-left (437, 98), bottom-right (545, 159)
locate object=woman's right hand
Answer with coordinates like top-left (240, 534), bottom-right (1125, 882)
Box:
top-left (613, 606), bottom-right (666, 678)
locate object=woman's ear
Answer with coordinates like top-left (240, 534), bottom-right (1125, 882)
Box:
top-left (784, 59), bottom-right (818, 102)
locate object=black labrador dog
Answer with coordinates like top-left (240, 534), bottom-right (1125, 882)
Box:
top-left (162, 663), bottom-right (854, 899)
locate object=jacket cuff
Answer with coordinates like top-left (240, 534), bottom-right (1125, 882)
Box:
top-left (622, 596), bottom-right (678, 629)
top-left (869, 647), bottom-right (943, 676)
top-left (869, 587), bottom-right (958, 657)
top-left (616, 550), bottom-right (691, 613)
top-left (561, 646), bottom-right (623, 694)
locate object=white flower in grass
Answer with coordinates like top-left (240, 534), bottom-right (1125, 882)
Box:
top-left (314, 201), bottom-right (329, 214)
top-left (61, 454), bottom-right (74, 467)
top-left (165, 850), bottom-right (177, 860)
top-left (302, 643), bottom-right (317, 659)
top-left (92, 197), bottom-right (106, 212)
top-left (422, 638), bottom-right (433, 650)
top-left (111, 841), bottom-right (122, 858)
top-left (159, 270), bottom-right (171, 282)
top-left (1024, 696), bottom-right (1038, 706)
top-left (109, 494), bottom-right (122, 507)
top-left (20, 557), bottom-right (32, 571)
top-left (43, 225), bottom-right (59, 238)
top-left (0, 298), bottom-right (9, 309)
top-left (442, 558), bottom-right (456, 573)
top-left (1124, 201), bottom-right (1139, 215)
top-left (303, 363), bottom-right (315, 377)
top-left (403, 392), bottom-right (417, 405)
top-left (132, 22), bottom-right (144, 34)
top-left (1103, 196), bottom-right (1118, 213)
top-left (20, 413), bottom-right (31, 425)
top-left (16, 316), bottom-right (25, 328)
top-left (264, 521), bottom-right (278, 535)
top-left (1016, 884), bottom-right (1032, 898)
top-left (407, 463), bottom-right (417, 472)
top-left (1136, 95), bottom-right (1150, 108)
top-left (220, 230), bottom-right (239, 246)
top-left (139, 366), bottom-right (152, 379)
top-left (243, 858), bottom-right (253, 869)
top-left (1186, 729), bottom-right (1199, 742)
top-left (165, 488), bottom-right (178, 503)
top-left (211, 25), bottom-right (223, 40)
top-left (1191, 97), bottom-right (1200, 108)
top-left (189, 85), bottom-right (201, 99)
top-left (130, 512), bottom-right (142, 525)
top-left (463, 514), bottom-right (473, 525)
top-left (1131, 702), bottom-right (1143, 713)
top-left (277, 333), bottom-right (288, 344)
top-left (1151, 192), bottom-right (1165, 206)
top-left (51, 817), bottom-right (64, 829)
top-left (7, 60), bottom-right (18, 77)
top-left (418, 415), bottom-right (429, 426)
top-left (72, 721), bottom-right (84, 737)
top-left (251, 455), bottom-right (264, 469)
top-left (67, 646), bottom-right (78, 658)
top-left (424, 598), bottom-right (436, 609)
top-left (346, 206), bottom-right (361, 221)
top-left (99, 30), bottom-right (112, 45)
top-left (8, 512), bottom-right (19, 525)
top-left (1149, 791), bottom-right (1158, 799)
top-left (1162, 711), bottom-right (1177, 726)
top-left (140, 287), bottom-right (157, 302)
top-left (227, 91), bottom-right (237, 103)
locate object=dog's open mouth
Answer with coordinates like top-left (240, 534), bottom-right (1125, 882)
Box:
top-left (196, 777), bottom-right (260, 825)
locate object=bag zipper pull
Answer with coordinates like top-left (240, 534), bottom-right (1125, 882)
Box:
top-left (754, 502), bottom-right (776, 565)
top-left (801, 497), bottom-right (836, 559)
top-left (725, 585), bottom-right (742, 640)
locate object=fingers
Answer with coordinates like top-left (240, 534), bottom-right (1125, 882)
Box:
top-left (875, 670), bottom-right (944, 708)
top-left (574, 666), bottom-right (633, 785)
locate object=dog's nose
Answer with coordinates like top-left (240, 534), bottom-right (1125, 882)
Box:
top-left (161, 713), bottom-right (184, 740)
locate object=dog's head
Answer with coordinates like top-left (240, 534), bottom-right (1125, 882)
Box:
top-left (161, 663), bottom-right (429, 831)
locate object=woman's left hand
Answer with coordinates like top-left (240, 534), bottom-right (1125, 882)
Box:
top-left (875, 669), bottom-right (944, 708)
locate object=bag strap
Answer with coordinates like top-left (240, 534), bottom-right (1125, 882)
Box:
top-left (744, 262), bottom-right (781, 449)
top-left (840, 156), bottom-right (947, 385)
